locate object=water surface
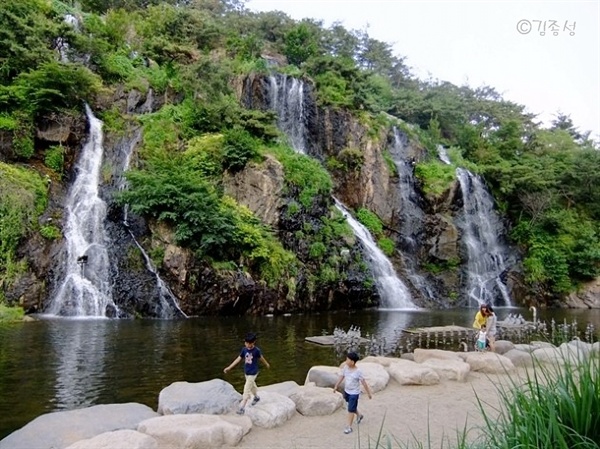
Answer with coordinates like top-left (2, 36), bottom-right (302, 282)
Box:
top-left (1, 308), bottom-right (598, 439)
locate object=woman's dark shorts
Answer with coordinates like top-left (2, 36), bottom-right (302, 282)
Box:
top-left (343, 392), bottom-right (360, 413)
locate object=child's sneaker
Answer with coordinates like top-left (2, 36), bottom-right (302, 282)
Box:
top-left (357, 414), bottom-right (364, 424)
top-left (343, 427), bottom-right (353, 434)
top-left (236, 408), bottom-right (245, 415)
top-left (251, 396), bottom-right (260, 406)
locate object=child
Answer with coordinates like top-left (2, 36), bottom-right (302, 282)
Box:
top-left (224, 332), bottom-right (270, 415)
top-left (476, 325), bottom-right (487, 351)
top-left (333, 351), bottom-right (373, 435)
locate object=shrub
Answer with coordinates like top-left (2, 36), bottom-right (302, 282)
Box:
top-left (268, 144), bottom-right (333, 208)
top-left (309, 242), bottom-right (327, 260)
top-left (414, 160), bottom-right (455, 197)
top-left (44, 145), bottom-right (65, 175)
top-left (222, 126), bottom-right (261, 172)
top-left (10, 62), bottom-right (102, 115)
top-left (39, 225), bottom-right (61, 240)
top-left (378, 237), bottom-right (395, 256)
top-left (0, 162), bottom-right (47, 285)
top-left (356, 208), bottom-right (383, 236)
top-left (337, 148), bottom-right (364, 172)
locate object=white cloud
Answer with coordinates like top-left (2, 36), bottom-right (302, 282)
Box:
top-left (247, 0), bottom-right (600, 138)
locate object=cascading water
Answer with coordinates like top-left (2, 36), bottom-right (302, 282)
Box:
top-left (334, 199), bottom-right (416, 309)
top-left (119, 120), bottom-right (187, 319)
top-left (437, 144), bottom-right (451, 165)
top-left (266, 74), bottom-right (308, 153)
top-left (47, 105), bottom-right (119, 317)
top-left (57, 14), bottom-right (80, 63)
top-left (389, 128), bottom-right (437, 300)
top-left (456, 168), bottom-right (514, 306)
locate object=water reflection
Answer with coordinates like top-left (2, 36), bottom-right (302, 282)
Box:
top-left (50, 319), bottom-right (108, 410)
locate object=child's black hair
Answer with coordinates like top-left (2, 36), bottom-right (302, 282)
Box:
top-left (346, 351), bottom-right (359, 362)
top-left (244, 332), bottom-right (257, 343)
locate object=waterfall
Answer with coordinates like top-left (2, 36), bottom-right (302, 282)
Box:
top-left (120, 121), bottom-right (187, 319)
top-left (389, 128), bottom-right (437, 300)
top-left (266, 74), bottom-right (308, 153)
top-left (456, 168), bottom-right (514, 306)
top-left (57, 14), bottom-right (80, 63)
top-left (437, 145), bottom-right (451, 165)
top-left (47, 105), bottom-right (119, 317)
top-left (334, 199), bottom-right (416, 310)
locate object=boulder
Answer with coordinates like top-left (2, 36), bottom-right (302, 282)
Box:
top-left (457, 352), bottom-right (515, 374)
top-left (361, 356), bottom-right (400, 367)
top-left (386, 359), bottom-right (440, 385)
top-left (65, 429), bottom-right (159, 449)
top-left (305, 366), bottom-right (340, 388)
top-left (289, 386), bottom-right (344, 416)
top-left (420, 358), bottom-right (470, 382)
top-left (137, 414), bottom-right (249, 449)
top-left (502, 349), bottom-right (535, 368)
top-left (242, 392), bottom-right (296, 428)
top-left (157, 379), bottom-right (241, 415)
top-left (260, 381), bottom-right (300, 397)
top-left (0, 403), bottom-right (158, 449)
top-left (531, 346), bottom-right (585, 365)
top-left (493, 340), bottom-right (515, 355)
top-left (355, 362), bottom-right (390, 392)
top-left (567, 339), bottom-right (592, 357)
top-left (413, 348), bottom-right (461, 364)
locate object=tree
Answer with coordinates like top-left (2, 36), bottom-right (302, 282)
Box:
top-left (0, 0), bottom-right (67, 83)
top-left (283, 21), bottom-right (320, 66)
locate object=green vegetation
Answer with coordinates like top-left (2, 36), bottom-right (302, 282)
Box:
top-left (476, 356), bottom-right (600, 449)
top-left (39, 224), bottom-right (61, 240)
top-left (414, 160), bottom-right (455, 197)
top-left (423, 258), bottom-right (460, 274)
top-left (379, 355), bottom-right (600, 449)
top-left (356, 208), bottom-right (396, 255)
top-left (267, 144), bottom-right (333, 207)
top-left (357, 208), bottom-right (383, 235)
top-left (0, 162), bottom-right (47, 286)
top-left (0, 304), bottom-right (25, 321)
top-left (44, 145), bottom-right (65, 176)
top-left (0, 0), bottom-right (597, 304)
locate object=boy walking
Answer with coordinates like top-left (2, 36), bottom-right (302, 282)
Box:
top-left (224, 332), bottom-right (270, 415)
top-left (333, 351), bottom-right (373, 434)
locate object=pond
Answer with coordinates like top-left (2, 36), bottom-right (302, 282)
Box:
top-left (1, 307), bottom-right (599, 439)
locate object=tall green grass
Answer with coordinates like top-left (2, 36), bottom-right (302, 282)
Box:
top-left (362, 351), bottom-right (600, 449)
top-left (476, 352), bottom-right (600, 449)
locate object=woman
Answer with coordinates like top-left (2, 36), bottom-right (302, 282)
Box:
top-left (472, 303), bottom-right (488, 330)
top-left (485, 305), bottom-right (497, 352)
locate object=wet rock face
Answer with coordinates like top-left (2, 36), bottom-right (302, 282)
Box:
top-left (565, 277), bottom-right (600, 308)
top-left (222, 155), bottom-right (285, 227)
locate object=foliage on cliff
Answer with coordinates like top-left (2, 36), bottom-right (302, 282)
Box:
top-left (1, 0), bottom-right (598, 304)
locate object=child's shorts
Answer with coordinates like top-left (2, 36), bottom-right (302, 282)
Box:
top-left (476, 340), bottom-right (486, 351)
top-left (343, 392), bottom-right (359, 413)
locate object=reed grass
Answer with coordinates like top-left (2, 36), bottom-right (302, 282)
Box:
top-left (360, 350), bottom-right (599, 449)
top-left (475, 351), bottom-right (600, 449)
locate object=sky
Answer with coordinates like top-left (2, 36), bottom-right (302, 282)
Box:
top-left (246, 0), bottom-right (600, 140)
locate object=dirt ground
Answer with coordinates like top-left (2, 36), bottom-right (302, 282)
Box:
top-left (233, 368), bottom-right (527, 449)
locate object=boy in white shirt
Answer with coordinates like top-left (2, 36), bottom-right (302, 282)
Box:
top-left (333, 351), bottom-right (373, 434)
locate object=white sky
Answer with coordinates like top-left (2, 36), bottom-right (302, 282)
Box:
top-left (246, 0), bottom-right (600, 140)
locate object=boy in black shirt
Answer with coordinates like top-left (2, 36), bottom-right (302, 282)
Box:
top-left (224, 332), bottom-right (271, 415)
